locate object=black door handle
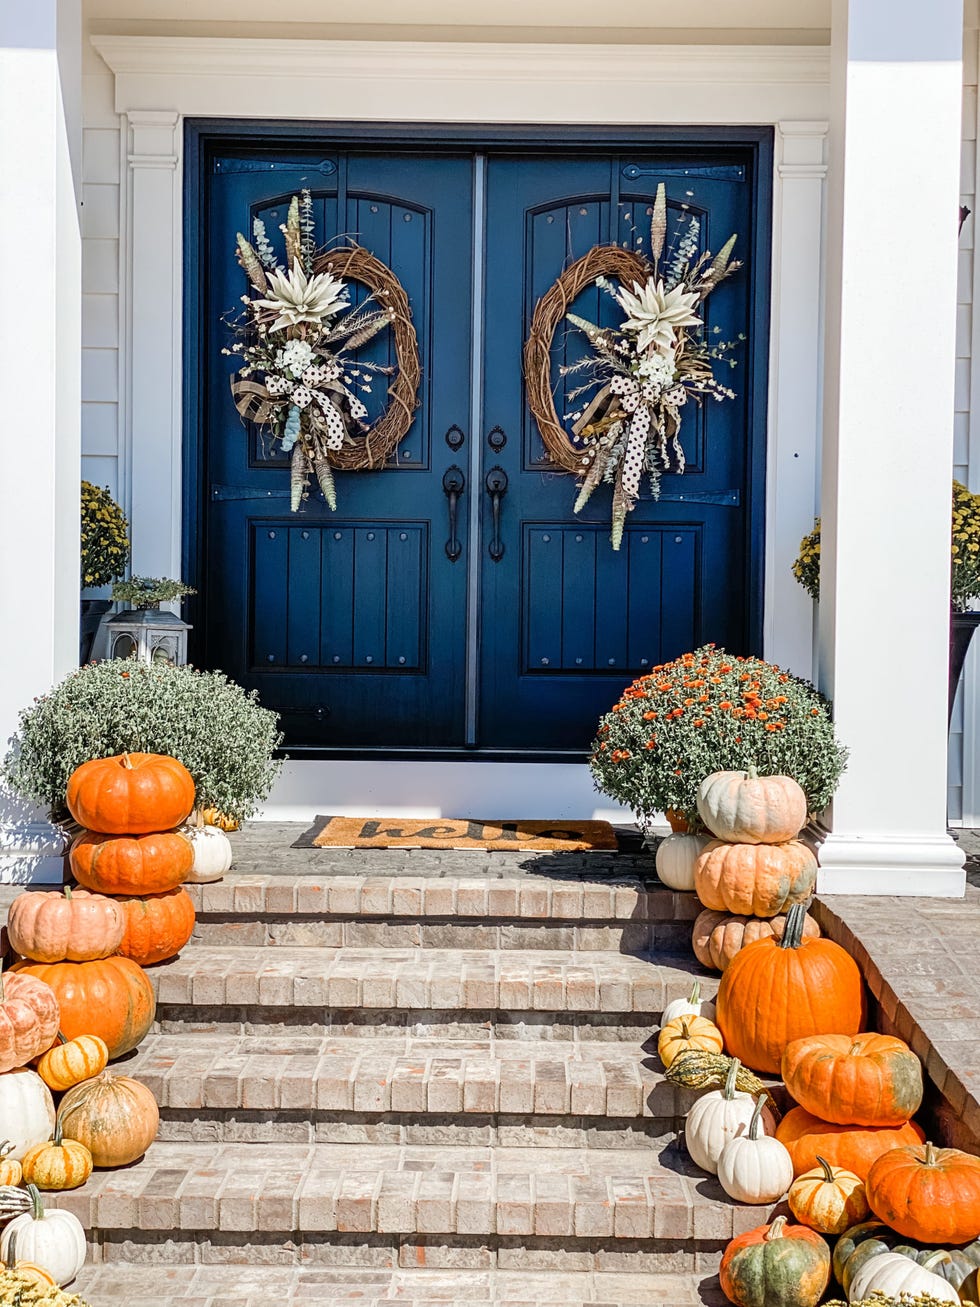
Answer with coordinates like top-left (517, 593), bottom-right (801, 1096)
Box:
top-left (443, 465), bottom-right (465, 562)
top-left (486, 466), bottom-right (508, 562)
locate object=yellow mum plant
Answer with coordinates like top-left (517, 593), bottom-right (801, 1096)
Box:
top-left (80, 481), bottom-right (130, 590)
top-left (793, 481), bottom-right (980, 612)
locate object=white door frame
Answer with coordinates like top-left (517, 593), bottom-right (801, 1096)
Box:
top-left (91, 34), bottom-right (829, 821)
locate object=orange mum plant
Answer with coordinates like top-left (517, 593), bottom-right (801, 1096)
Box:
top-left (589, 643), bottom-right (847, 827)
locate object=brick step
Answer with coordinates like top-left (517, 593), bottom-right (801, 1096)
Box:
top-left (48, 1139), bottom-right (773, 1271)
top-left (127, 1031), bottom-right (719, 1146)
top-left (149, 946), bottom-right (714, 1040)
top-left (69, 1261), bottom-right (729, 1306)
top-left (185, 873), bottom-right (698, 954)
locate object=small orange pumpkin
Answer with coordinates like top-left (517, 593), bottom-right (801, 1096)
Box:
top-left (70, 829), bottom-right (193, 895)
top-left (6, 886), bottom-right (126, 963)
top-left (781, 1032), bottom-right (923, 1127)
top-left (693, 839), bottom-right (817, 918)
top-left (866, 1141), bottom-right (980, 1245)
top-left (716, 903), bottom-right (865, 1074)
top-left (788, 1156), bottom-right (870, 1235)
top-left (692, 908), bottom-right (821, 972)
top-left (199, 807), bottom-right (240, 832)
top-left (12, 957), bottom-right (155, 1059)
top-left (115, 887), bottom-right (196, 966)
top-left (20, 1116), bottom-right (93, 1191)
top-left (0, 1141), bottom-right (22, 1187)
top-left (66, 752), bottom-right (195, 834)
top-left (36, 1032), bottom-right (109, 1093)
top-left (657, 1014), bottom-right (724, 1068)
top-left (775, 1106), bottom-right (926, 1180)
top-left (9, 1264), bottom-right (57, 1291)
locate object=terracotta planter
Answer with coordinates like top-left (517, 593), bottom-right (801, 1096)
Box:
top-left (665, 809), bottom-right (690, 834)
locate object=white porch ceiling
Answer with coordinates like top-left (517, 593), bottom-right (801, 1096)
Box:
top-left (84, 0), bottom-right (830, 45)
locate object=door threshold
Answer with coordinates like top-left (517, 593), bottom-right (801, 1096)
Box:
top-left (282, 747), bottom-right (589, 764)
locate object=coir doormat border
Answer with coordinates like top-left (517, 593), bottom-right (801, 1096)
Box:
top-left (308, 816), bottom-right (620, 852)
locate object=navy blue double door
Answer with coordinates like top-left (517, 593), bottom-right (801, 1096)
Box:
top-left (198, 140), bottom-right (765, 755)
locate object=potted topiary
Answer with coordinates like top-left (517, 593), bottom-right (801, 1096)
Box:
top-left (79, 482), bottom-right (130, 663)
top-left (793, 480), bottom-right (980, 724)
top-left (2, 660), bottom-right (283, 829)
top-left (590, 644), bottom-right (848, 832)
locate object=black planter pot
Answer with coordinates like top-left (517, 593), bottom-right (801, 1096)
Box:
top-left (79, 599), bottom-right (112, 665)
top-left (949, 609), bottom-right (980, 724)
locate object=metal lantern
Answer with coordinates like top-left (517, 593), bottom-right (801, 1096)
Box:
top-left (105, 608), bottom-right (191, 666)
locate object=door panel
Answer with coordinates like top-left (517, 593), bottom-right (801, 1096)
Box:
top-left (204, 153), bottom-right (472, 747)
top-left (195, 139), bottom-right (763, 756)
top-left (478, 154), bottom-right (754, 749)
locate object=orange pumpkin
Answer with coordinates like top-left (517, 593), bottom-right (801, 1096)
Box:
top-left (716, 903), bottom-right (865, 1073)
top-left (781, 1032), bottom-right (923, 1127)
top-left (6, 886), bottom-right (126, 963)
top-left (866, 1142), bottom-right (980, 1245)
top-left (719, 1215), bottom-right (831, 1307)
top-left (692, 908), bottom-right (821, 972)
top-left (787, 1156), bottom-right (870, 1235)
top-left (0, 1141), bottom-right (22, 1187)
top-left (36, 1033), bottom-right (109, 1093)
top-left (58, 1070), bottom-right (159, 1167)
top-left (20, 1117), bottom-right (93, 1191)
top-left (657, 1015), bottom-right (724, 1068)
top-left (66, 752), bottom-right (195, 834)
top-left (12, 957), bottom-right (155, 1059)
top-left (693, 839), bottom-right (817, 918)
top-left (115, 888), bottom-right (196, 966)
top-left (9, 1264), bottom-right (57, 1291)
top-left (0, 962), bottom-right (60, 1075)
top-left (70, 829), bottom-right (193, 895)
top-left (199, 806), bottom-right (240, 833)
top-left (775, 1106), bottom-right (926, 1180)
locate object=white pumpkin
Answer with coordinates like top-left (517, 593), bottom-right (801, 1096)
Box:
top-left (697, 766), bottom-right (807, 844)
top-left (0, 1068), bottom-right (55, 1161)
top-left (683, 1058), bottom-right (773, 1175)
top-left (661, 978), bottom-right (716, 1030)
top-left (655, 833), bottom-right (711, 892)
top-left (847, 1252), bottom-right (960, 1306)
top-left (717, 1094), bottom-right (794, 1203)
top-left (0, 1185), bottom-right (87, 1286)
top-left (179, 812), bottom-right (233, 883)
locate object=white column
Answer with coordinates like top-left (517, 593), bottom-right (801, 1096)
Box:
top-left (125, 110), bottom-right (182, 578)
top-left (765, 122), bottom-right (828, 681)
top-left (0, 1), bottom-right (82, 883)
top-left (817, 0), bottom-right (966, 894)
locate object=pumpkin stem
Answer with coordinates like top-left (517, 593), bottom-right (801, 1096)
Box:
top-left (63, 886), bottom-right (73, 901)
top-left (120, 753), bottom-right (135, 769)
top-left (746, 763), bottom-right (759, 780)
top-left (678, 1019), bottom-right (690, 1039)
top-left (51, 1115), bottom-right (64, 1149)
top-left (688, 979), bottom-right (701, 1006)
top-left (723, 1057), bottom-right (741, 1101)
top-left (923, 1141), bottom-right (938, 1166)
top-left (56, 1032), bottom-right (68, 1046)
top-left (0, 1142), bottom-right (13, 1161)
top-left (922, 1251), bottom-right (952, 1271)
top-left (779, 902), bottom-right (807, 950)
top-left (764, 1215), bottom-right (787, 1241)
top-left (816, 1155), bottom-right (836, 1185)
top-left (26, 1184), bottom-right (43, 1222)
top-left (848, 1040), bottom-right (863, 1056)
top-left (747, 1093), bottom-right (766, 1141)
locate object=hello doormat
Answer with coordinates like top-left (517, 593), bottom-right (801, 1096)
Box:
top-left (311, 816), bottom-right (619, 851)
